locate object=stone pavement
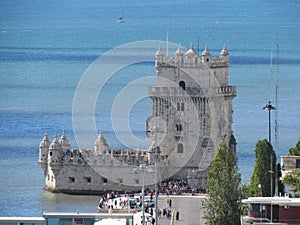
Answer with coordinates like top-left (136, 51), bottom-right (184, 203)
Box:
top-left (156, 194), bottom-right (207, 225)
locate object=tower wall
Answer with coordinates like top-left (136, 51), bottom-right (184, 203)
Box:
top-left (148, 44), bottom-right (236, 186)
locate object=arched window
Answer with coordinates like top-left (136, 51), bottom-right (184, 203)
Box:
top-left (179, 81), bottom-right (185, 90)
top-left (177, 143), bottom-right (184, 153)
top-left (177, 102), bottom-right (180, 111)
top-left (176, 124), bottom-right (183, 131)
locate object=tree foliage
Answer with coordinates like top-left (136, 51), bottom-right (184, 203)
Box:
top-left (249, 139), bottom-right (276, 197)
top-left (282, 169), bottom-right (300, 193)
top-left (239, 183), bottom-right (251, 215)
top-left (204, 144), bottom-right (241, 225)
top-left (289, 139), bottom-right (300, 156)
top-left (277, 163), bottom-right (285, 195)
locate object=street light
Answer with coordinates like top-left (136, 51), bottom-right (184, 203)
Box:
top-left (263, 101), bottom-right (276, 223)
top-left (262, 101), bottom-right (276, 144)
top-left (134, 164), bottom-right (153, 225)
top-left (140, 164), bottom-right (146, 225)
top-left (149, 126), bottom-right (163, 225)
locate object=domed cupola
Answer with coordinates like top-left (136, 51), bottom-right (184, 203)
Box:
top-left (38, 132), bottom-right (51, 174)
top-left (48, 134), bottom-right (62, 176)
top-left (48, 134), bottom-right (63, 176)
top-left (155, 46), bottom-right (164, 57)
top-left (175, 44), bottom-right (184, 57)
top-left (94, 129), bottom-right (109, 155)
top-left (185, 43), bottom-right (198, 62)
top-left (58, 131), bottom-right (70, 152)
top-left (155, 46), bottom-right (164, 66)
top-left (220, 43), bottom-right (229, 62)
top-left (202, 44), bottom-right (211, 63)
top-left (49, 134), bottom-right (62, 152)
top-left (39, 132), bottom-right (50, 149)
top-left (175, 44), bottom-right (184, 63)
top-left (220, 43), bottom-right (229, 56)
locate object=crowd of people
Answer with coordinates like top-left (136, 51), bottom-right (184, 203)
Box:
top-left (158, 179), bottom-right (206, 195)
top-left (97, 179), bottom-right (206, 225)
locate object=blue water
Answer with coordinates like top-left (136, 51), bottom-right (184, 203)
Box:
top-left (1, 0), bottom-right (300, 217)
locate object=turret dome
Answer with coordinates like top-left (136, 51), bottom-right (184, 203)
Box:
top-left (155, 47), bottom-right (164, 57)
top-left (185, 43), bottom-right (198, 57)
top-left (175, 44), bottom-right (184, 57)
top-left (202, 44), bottom-right (211, 57)
top-left (220, 43), bottom-right (229, 56)
top-left (95, 129), bottom-right (108, 146)
top-left (49, 134), bottom-right (62, 150)
top-left (39, 132), bottom-right (50, 148)
top-left (94, 129), bottom-right (109, 155)
top-left (58, 130), bottom-right (70, 150)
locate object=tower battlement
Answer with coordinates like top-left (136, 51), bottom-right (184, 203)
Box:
top-left (155, 43), bottom-right (229, 69)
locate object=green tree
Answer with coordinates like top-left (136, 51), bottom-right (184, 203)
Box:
top-left (249, 139), bottom-right (276, 197)
top-left (289, 139), bottom-right (300, 156)
top-left (239, 183), bottom-right (250, 215)
top-left (204, 144), bottom-right (241, 225)
top-left (239, 183), bottom-right (250, 200)
top-left (282, 169), bottom-right (300, 194)
top-left (277, 163), bottom-right (285, 195)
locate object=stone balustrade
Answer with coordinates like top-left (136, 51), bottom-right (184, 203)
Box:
top-left (149, 86), bottom-right (204, 97)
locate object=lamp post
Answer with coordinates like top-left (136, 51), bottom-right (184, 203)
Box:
top-left (150, 126), bottom-right (162, 225)
top-left (153, 130), bottom-right (160, 225)
top-left (263, 101), bottom-right (276, 222)
top-left (134, 164), bottom-right (153, 225)
top-left (263, 101), bottom-right (276, 144)
top-left (140, 164), bottom-right (146, 225)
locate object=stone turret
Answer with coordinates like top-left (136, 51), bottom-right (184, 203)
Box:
top-left (155, 47), bottom-right (164, 67)
top-left (38, 132), bottom-right (50, 175)
top-left (175, 44), bottom-right (184, 63)
top-left (48, 134), bottom-right (62, 176)
top-left (202, 44), bottom-right (211, 63)
top-left (58, 131), bottom-right (70, 152)
top-left (220, 43), bottom-right (229, 62)
top-left (94, 129), bottom-right (109, 155)
top-left (185, 43), bottom-right (198, 63)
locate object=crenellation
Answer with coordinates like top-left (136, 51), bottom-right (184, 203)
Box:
top-left (157, 43), bottom-right (229, 70)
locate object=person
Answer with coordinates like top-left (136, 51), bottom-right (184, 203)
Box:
top-left (163, 208), bottom-right (166, 217)
top-left (151, 217), bottom-right (155, 225)
top-left (169, 199), bottom-right (172, 207)
top-left (167, 209), bottom-right (171, 219)
top-left (150, 208), bottom-right (153, 216)
top-left (176, 211), bottom-right (179, 220)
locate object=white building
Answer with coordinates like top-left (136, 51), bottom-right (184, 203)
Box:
top-left (39, 43), bottom-right (236, 194)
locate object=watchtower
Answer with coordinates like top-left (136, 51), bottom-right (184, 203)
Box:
top-left (147, 43), bottom-right (236, 188)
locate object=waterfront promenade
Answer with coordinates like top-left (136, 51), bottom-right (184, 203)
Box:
top-left (157, 194), bottom-right (207, 225)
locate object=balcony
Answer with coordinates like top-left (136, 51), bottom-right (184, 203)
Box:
top-left (149, 86), bottom-right (204, 97)
top-left (216, 86), bottom-right (236, 97)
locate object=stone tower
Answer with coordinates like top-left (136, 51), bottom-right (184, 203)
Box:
top-left (147, 43), bottom-right (236, 188)
top-left (38, 132), bottom-right (51, 175)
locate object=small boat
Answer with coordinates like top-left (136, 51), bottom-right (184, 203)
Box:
top-left (117, 6), bottom-right (124, 23)
top-left (117, 17), bottom-right (124, 23)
